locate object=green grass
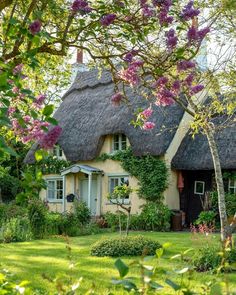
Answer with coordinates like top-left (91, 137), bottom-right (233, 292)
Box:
top-left (0, 231), bottom-right (236, 294)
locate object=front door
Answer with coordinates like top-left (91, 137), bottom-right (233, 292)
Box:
top-left (80, 178), bottom-right (97, 215)
top-left (182, 171), bottom-right (213, 224)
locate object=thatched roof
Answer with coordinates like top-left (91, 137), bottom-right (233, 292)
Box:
top-left (25, 68), bottom-right (185, 164)
top-left (172, 123), bottom-right (236, 170)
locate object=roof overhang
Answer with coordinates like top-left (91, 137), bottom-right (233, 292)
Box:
top-left (61, 164), bottom-right (103, 176)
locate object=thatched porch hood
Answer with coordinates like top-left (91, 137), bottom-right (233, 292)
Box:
top-left (172, 123), bottom-right (236, 170)
top-left (25, 68), bottom-right (185, 164)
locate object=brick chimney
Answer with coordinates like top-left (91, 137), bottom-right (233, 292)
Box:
top-left (76, 50), bottom-right (83, 64)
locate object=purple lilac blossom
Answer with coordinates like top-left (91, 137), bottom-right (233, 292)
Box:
top-left (177, 60), bottom-right (196, 72)
top-left (29, 20), bottom-right (41, 35)
top-left (166, 29), bottom-right (178, 50)
top-left (100, 14), bottom-right (116, 27)
top-left (181, 0), bottom-right (200, 21)
top-left (39, 126), bottom-right (62, 149)
top-left (190, 84), bottom-right (204, 95)
top-left (185, 72), bottom-right (195, 86)
top-left (71, 0), bottom-right (91, 13)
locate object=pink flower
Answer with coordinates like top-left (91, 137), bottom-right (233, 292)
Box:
top-left (156, 88), bottom-right (175, 106)
top-left (33, 94), bottom-right (46, 108)
top-left (152, 76), bottom-right (168, 88)
top-left (141, 108), bottom-right (153, 119)
top-left (13, 64), bottom-right (23, 75)
top-left (118, 61), bottom-right (143, 86)
top-left (185, 72), bottom-right (195, 86)
top-left (39, 126), bottom-right (62, 149)
top-left (29, 20), bottom-right (41, 35)
top-left (111, 92), bottom-right (123, 106)
top-left (143, 121), bottom-right (155, 130)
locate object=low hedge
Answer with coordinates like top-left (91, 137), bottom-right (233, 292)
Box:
top-left (90, 235), bottom-right (161, 257)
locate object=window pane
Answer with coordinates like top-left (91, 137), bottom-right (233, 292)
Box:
top-left (58, 148), bottom-right (63, 157)
top-left (57, 180), bottom-right (63, 190)
top-left (121, 134), bottom-right (127, 150)
top-left (48, 189), bottom-right (55, 200)
top-left (194, 181), bottom-right (205, 195)
top-left (57, 190), bottom-right (63, 199)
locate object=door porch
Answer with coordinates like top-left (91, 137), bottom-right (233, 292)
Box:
top-left (61, 164), bottom-right (103, 216)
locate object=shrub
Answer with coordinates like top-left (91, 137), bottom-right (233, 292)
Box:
top-left (211, 191), bottom-right (236, 218)
top-left (58, 212), bottom-right (81, 236)
top-left (91, 235), bottom-right (161, 257)
top-left (28, 199), bottom-right (48, 239)
top-left (0, 202), bottom-right (28, 227)
top-left (195, 211), bottom-right (216, 226)
top-left (0, 216), bottom-right (32, 243)
top-left (192, 246), bottom-right (221, 272)
top-left (73, 200), bottom-right (91, 225)
top-left (103, 211), bottom-right (127, 231)
top-left (45, 212), bottom-right (61, 236)
top-left (139, 202), bottom-right (171, 231)
top-left (129, 214), bottom-right (141, 230)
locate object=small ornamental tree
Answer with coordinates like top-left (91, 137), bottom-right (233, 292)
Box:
top-left (107, 184), bottom-right (133, 236)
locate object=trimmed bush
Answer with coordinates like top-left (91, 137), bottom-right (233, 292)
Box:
top-left (91, 235), bottom-right (161, 257)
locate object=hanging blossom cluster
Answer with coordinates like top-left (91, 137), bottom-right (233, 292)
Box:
top-left (39, 126), bottom-right (63, 149)
top-left (166, 29), bottom-right (178, 50)
top-left (118, 60), bottom-right (144, 87)
top-left (100, 14), bottom-right (117, 27)
top-left (141, 108), bottom-right (155, 130)
top-left (111, 92), bottom-right (124, 106)
top-left (8, 71), bottom-right (61, 149)
top-left (71, 0), bottom-right (92, 14)
top-left (29, 20), bottom-right (41, 35)
top-left (187, 25), bottom-right (210, 44)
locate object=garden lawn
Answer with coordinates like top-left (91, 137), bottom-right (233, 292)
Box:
top-left (0, 232), bottom-right (236, 294)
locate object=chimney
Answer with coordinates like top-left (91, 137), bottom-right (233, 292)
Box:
top-left (77, 50), bottom-right (83, 64)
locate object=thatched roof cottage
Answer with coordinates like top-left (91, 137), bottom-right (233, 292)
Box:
top-left (25, 67), bottom-right (236, 224)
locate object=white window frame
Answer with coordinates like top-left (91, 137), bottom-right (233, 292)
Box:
top-left (52, 145), bottom-right (63, 159)
top-left (112, 134), bottom-right (128, 152)
top-left (108, 175), bottom-right (130, 204)
top-left (194, 181), bottom-right (205, 195)
top-left (46, 177), bottom-right (64, 203)
top-left (228, 179), bottom-right (236, 194)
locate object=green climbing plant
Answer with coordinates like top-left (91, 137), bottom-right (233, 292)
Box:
top-left (98, 148), bottom-right (168, 202)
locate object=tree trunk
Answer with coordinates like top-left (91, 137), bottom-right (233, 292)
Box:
top-left (125, 207), bottom-right (131, 236)
top-left (204, 123), bottom-right (230, 242)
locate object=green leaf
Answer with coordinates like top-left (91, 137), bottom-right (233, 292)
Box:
top-left (42, 105), bottom-right (54, 117)
top-left (0, 72), bottom-right (7, 87)
top-left (114, 259), bottom-right (129, 278)
top-left (165, 279), bottom-right (181, 291)
top-left (35, 150), bottom-right (45, 162)
top-left (170, 254), bottom-right (181, 260)
top-left (175, 267), bottom-right (189, 274)
top-left (156, 248), bottom-right (164, 259)
top-left (46, 117), bottom-right (58, 125)
top-left (162, 242), bottom-right (172, 249)
top-left (111, 279), bottom-right (137, 291)
top-left (149, 281), bottom-right (163, 290)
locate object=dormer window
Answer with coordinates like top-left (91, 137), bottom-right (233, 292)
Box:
top-left (53, 145), bottom-right (63, 159)
top-left (112, 134), bottom-right (127, 152)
